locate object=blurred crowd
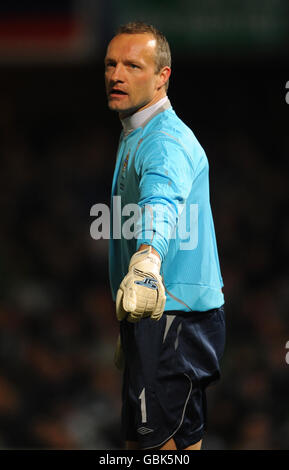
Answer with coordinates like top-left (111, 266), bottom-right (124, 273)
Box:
top-left (0, 63), bottom-right (288, 449)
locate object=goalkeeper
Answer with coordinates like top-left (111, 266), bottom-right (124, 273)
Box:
top-left (105, 22), bottom-right (225, 450)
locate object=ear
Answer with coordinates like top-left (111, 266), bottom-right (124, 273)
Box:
top-left (156, 66), bottom-right (171, 90)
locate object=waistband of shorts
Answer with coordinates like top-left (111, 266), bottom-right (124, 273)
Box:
top-left (164, 304), bottom-right (225, 321)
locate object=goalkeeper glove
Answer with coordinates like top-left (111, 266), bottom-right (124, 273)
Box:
top-left (116, 246), bottom-right (166, 322)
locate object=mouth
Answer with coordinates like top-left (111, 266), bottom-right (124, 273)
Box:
top-left (109, 89), bottom-right (128, 98)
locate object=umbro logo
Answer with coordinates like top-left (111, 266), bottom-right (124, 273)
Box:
top-left (137, 426), bottom-right (154, 435)
top-left (135, 277), bottom-right (158, 289)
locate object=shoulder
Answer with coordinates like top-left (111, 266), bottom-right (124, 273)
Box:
top-left (144, 107), bottom-right (189, 136)
top-left (138, 108), bottom-right (206, 166)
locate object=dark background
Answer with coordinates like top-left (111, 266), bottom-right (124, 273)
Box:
top-left (0, 0), bottom-right (288, 450)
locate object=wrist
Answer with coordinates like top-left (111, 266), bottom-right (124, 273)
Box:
top-left (138, 244), bottom-right (161, 260)
top-left (129, 245), bottom-right (161, 273)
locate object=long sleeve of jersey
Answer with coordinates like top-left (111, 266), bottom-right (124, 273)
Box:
top-left (134, 133), bottom-right (195, 262)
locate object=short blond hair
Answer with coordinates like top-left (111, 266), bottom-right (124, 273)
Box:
top-left (116, 22), bottom-right (171, 91)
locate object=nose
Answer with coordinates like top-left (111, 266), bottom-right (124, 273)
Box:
top-left (110, 63), bottom-right (125, 83)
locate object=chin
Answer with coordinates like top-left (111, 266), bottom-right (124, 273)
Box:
top-left (108, 101), bottom-right (125, 112)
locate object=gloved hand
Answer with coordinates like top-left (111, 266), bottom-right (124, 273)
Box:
top-left (116, 246), bottom-right (166, 322)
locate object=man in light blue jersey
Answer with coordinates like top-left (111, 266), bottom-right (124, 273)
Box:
top-left (105, 22), bottom-right (225, 451)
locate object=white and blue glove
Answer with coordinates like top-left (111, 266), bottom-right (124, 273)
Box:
top-left (116, 246), bottom-right (166, 322)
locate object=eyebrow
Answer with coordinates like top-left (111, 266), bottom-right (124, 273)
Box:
top-left (104, 56), bottom-right (115, 64)
top-left (104, 56), bottom-right (143, 66)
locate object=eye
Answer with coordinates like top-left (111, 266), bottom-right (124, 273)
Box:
top-left (105, 61), bottom-right (116, 69)
top-left (129, 63), bottom-right (139, 69)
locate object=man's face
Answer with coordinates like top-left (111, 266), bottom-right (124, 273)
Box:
top-left (104, 33), bottom-right (165, 118)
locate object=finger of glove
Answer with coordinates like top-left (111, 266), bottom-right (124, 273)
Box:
top-left (151, 281), bottom-right (166, 321)
top-left (125, 290), bottom-right (146, 322)
top-left (127, 311), bottom-right (143, 323)
top-left (127, 287), bottom-right (160, 322)
top-left (122, 284), bottom-right (137, 313)
top-left (126, 297), bottom-right (153, 322)
top-left (151, 296), bottom-right (166, 321)
top-left (116, 289), bottom-right (127, 321)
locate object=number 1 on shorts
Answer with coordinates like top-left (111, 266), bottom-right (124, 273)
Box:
top-left (139, 388), bottom-right (147, 423)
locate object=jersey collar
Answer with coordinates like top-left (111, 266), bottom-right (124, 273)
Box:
top-left (121, 96), bottom-right (171, 137)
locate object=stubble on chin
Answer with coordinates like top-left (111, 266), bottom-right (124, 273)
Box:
top-left (107, 101), bottom-right (133, 117)
top-left (107, 100), bottom-right (120, 112)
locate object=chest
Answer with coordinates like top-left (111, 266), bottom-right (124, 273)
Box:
top-left (115, 135), bottom-right (142, 206)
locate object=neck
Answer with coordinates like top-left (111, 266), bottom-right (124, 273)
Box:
top-left (120, 95), bottom-right (170, 137)
top-left (119, 91), bottom-right (167, 120)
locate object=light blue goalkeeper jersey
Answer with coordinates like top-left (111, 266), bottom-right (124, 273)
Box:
top-left (109, 98), bottom-right (224, 312)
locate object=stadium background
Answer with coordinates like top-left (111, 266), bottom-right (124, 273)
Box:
top-left (0, 0), bottom-right (289, 449)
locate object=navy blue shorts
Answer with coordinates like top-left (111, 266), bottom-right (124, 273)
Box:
top-left (120, 305), bottom-right (225, 449)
